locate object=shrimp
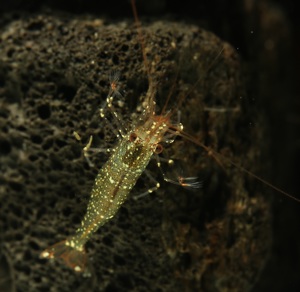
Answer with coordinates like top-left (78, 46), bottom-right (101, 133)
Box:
top-left (40, 68), bottom-right (186, 273)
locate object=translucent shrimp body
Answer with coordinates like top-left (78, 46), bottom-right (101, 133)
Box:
top-left (40, 87), bottom-right (174, 272)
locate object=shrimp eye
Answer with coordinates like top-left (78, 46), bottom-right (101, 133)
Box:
top-left (129, 132), bottom-right (138, 142)
top-left (155, 144), bottom-right (163, 154)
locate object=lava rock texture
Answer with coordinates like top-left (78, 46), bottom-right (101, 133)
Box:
top-left (0, 7), bottom-right (271, 292)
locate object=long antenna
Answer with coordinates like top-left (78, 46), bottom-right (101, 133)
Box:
top-left (178, 130), bottom-right (300, 203)
top-left (169, 47), bottom-right (224, 118)
top-left (131, 0), bottom-right (152, 86)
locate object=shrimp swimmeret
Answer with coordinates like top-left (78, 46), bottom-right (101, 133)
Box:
top-left (39, 73), bottom-right (193, 273)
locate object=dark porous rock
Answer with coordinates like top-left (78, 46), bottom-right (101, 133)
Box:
top-left (0, 11), bottom-right (270, 292)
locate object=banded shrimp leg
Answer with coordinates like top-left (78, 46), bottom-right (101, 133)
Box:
top-left (73, 71), bottom-right (128, 167)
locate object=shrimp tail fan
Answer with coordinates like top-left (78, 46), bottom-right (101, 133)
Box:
top-left (40, 240), bottom-right (87, 273)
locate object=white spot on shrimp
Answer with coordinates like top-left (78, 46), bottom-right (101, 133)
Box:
top-left (40, 251), bottom-right (50, 258)
top-left (69, 241), bottom-right (75, 248)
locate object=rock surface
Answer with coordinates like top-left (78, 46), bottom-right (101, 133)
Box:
top-left (0, 10), bottom-right (272, 292)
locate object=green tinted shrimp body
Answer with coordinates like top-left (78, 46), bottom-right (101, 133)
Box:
top-left (40, 104), bottom-right (172, 273)
top-left (68, 127), bottom-right (162, 248)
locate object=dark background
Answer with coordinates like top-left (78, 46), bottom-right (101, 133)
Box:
top-left (1, 0), bottom-right (299, 291)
